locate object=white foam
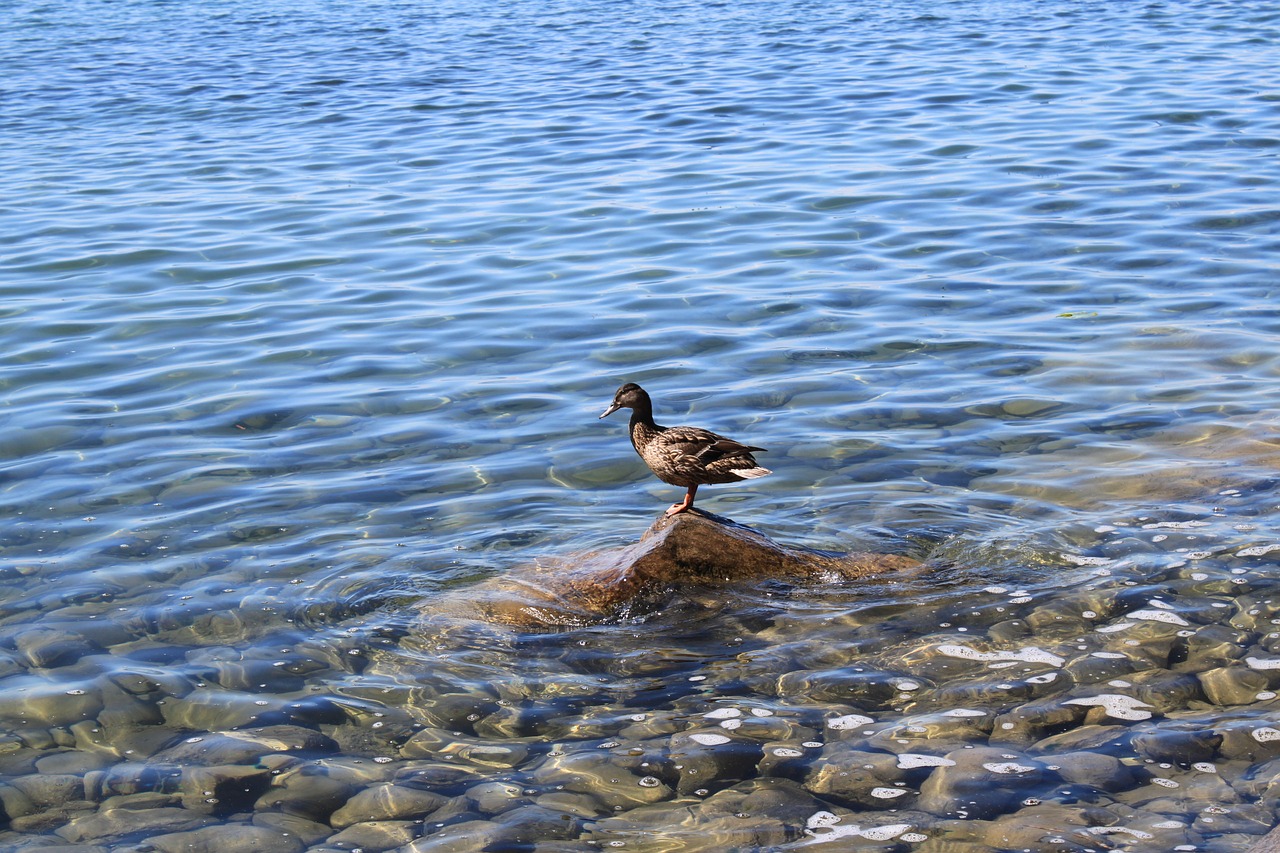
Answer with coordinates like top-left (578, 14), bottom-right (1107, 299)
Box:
top-left (688, 733), bottom-right (731, 746)
top-left (897, 753), bottom-right (956, 769)
top-left (871, 787), bottom-right (908, 799)
top-left (942, 709), bottom-right (987, 717)
top-left (1246, 656), bottom-right (1280, 670)
top-left (1064, 554), bottom-right (1110, 566)
top-left (983, 762), bottom-right (1037, 774)
top-left (827, 713), bottom-right (874, 730)
top-left (802, 813), bottom-right (912, 845)
top-left (1252, 727), bottom-right (1280, 743)
top-left (937, 644), bottom-right (1065, 667)
top-left (1238, 544), bottom-right (1280, 557)
top-left (1064, 695), bottom-right (1154, 721)
top-left (1096, 622), bottom-right (1134, 633)
top-left (703, 708), bottom-right (741, 719)
top-left (1127, 609), bottom-right (1190, 626)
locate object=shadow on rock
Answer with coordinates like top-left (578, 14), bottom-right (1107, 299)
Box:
top-left (422, 510), bottom-right (924, 629)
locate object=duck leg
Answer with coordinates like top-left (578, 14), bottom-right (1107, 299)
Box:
top-left (666, 484), bottom-right (698, 516)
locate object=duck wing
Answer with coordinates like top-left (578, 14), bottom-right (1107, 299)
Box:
top-left (661, 427), bottom-right (766, 464)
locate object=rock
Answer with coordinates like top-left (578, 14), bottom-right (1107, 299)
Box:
top-left (254, 765), bottom-right (356, 822)
top-left (1049, 751), bottom-right (1138, 793)
top-left (329, 782), bottom-right (448, 828)
top-left (803, 743), bottom-right (915, 808)
top-left (402, 819), bottom-right (505, 852)
top-left (668, 728), bottom-right (764, 795)
top-left (532, 751), bottom-right (672, 811)
top-left (917, 747), bottom-right (1054, 820)
top-left (400, 728), bottom-right (530, 768)
top-left (1131, 729), bottom-right (1222, 765)
top-left (15, 627), bottom-right (101, 669)
top-left (250, 812), bottom-right (333, 847)
top-left (1199, 665), bottom-right (1271, 706)
top-left (56, 807), bottom-right (214, 844)
top-left (153, 725), bottom-right (337, 765)
top-left (324, 820), bottom-right (419, 852)
top-left (146, 823), bottom-right (305, 853)
top-left (180, 764), bottom-right (275, 815)
top-left (426, 510), bottom-right (921, 626)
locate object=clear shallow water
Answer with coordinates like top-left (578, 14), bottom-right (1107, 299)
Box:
top-left (3, 0), bottom-right (1280, 850)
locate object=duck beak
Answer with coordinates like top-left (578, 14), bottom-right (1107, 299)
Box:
top-left (599, 401), bottom-right (622, 419)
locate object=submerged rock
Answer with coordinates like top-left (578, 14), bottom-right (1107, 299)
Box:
top-left (425, 510), bottom-right (922, 628)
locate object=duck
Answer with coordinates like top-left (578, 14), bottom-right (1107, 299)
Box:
top-left (599, 383), bottom-right (772, 516)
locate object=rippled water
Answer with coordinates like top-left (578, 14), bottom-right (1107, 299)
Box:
top-left (4, 0), bottom-right (1280, 850)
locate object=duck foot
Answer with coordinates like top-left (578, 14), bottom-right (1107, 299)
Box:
top-left (664, 486), bottom-right (698, 516)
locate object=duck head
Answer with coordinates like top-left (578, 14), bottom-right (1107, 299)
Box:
top-left (599, 383), bottom-right (648, 419)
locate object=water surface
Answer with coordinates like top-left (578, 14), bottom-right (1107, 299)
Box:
top-left (3, 0), bottom-right (1280, 850)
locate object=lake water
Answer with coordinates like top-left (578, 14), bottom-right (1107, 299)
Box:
top-left (4, 0), bottom-right (1280, 850)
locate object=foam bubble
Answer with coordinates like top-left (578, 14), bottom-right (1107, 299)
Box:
top-left (1238, 544), bottom-right (1280, 557)
top-left (871, 787), bottom-right (908, 799)
top-left (897, 753), bottom-right (956, 769)
top-left (1127, 609), bottom-right (1190, 626)
top-left (1246, 656), bottom-right (1280, 670)
top-left (942, 709), bottom-right (987, 717)
top-left (688, 733), bottom-right (731, 746)
top-left (937, 644), bottom-right (1065, 667)
top-left (827, 713), bottom-right (874, 730)
top-left (983, 762), bottom-right (1037, 774)
top-left (703, 708), bottom-right (741, 719)
top-left (1064, 694), bottom-right (1154, 721)
top-left (1252, 727), bottom-right (1280, 743)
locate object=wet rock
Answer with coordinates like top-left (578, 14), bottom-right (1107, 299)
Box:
top-left (402, 819), bottom-right (505, 852)
top-left (493, 803), bottom-right (582, 842)
top-left (180, 764), bottom-right (274, 815)
top-left (802, 743), bottom-right (915, 808)
top-left (159, 689), bottom-right (283, 730)
top-left (254, 765), bottom-right (356, 822)
top-left (466, 780), bottom-right (532, 815)
top-left (329, 782), bottom-right (448, 828)
top-left (154, 725), bottom-right (336, 766)
top-left (1032, 724), bottom-right (1132, 754)
top-left (532, 751), bottom-right (672, 811)
top-left (989, 698), bottom-right (1088, 748)
top-left (1122, 669), bottom-right (1205, 713)
top-left (324, 819), bottom-right (418, 852)
top-left (1199, 665), bottom-right (1271, 706)
top-left (669, 728), bottom-right (764, 795)
top-left (1215, 720), bottom-right (1280, 763)
top-left (776, 668), bottom-right (906, 705)
top-left (918, 747), bottom-right (1055, 820)
top-left (147, 823), bottom-right (305, 853)
top-left (15, 627), bottom-right (102, 669)
top-left (56, 807), bottom-right (214, 844)
top-left (1050, 751), bottom-right (1138, 793)
top-left (1192, 801), bottom-right (1273, 836)
top-left (431, 510), bottom-right (921, 627)
top-left (592, 779), bottom-right (819, 851)
top-left (0, 678), bottom-right (104, 728)
top-left (250, 812), bottom-right (333, 847)
top-left (979, 803), bottom-right (1096, 851)
top-left (411, 692), bottom-right (501, 733)
top-left (10, 773), bottom-right (86, 810)
top-left (1131, 729), bottom-right (1222, 765)
top-left (400, 728), bottom-right (531, 768)
top-left (84, 762), bottom-right (183, 800)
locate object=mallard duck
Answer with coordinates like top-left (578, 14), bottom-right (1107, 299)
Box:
top-left (599, 383), bottom-right (772, 516)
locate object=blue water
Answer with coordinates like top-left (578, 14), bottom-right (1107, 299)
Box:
top-left (4, 0), bottom-right (1280, 849)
